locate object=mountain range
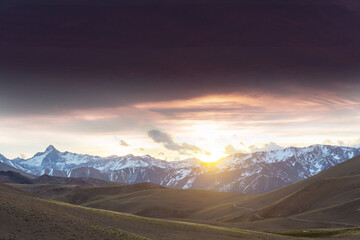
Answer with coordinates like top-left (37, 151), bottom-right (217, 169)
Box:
top-left (1, 144), bottom-right (359, 193)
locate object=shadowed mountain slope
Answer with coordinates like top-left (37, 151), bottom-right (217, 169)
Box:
top-left (0, 162), bottom-right (35, 179)
top-left (0, 171), bottom-right (34, 184)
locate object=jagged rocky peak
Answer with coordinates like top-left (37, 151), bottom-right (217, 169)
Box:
top-left (45, 145), bottom-right (57, 152)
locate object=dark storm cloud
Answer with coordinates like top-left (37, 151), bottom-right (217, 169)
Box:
top-left (1, 0), bottom-right (360, 115)
top-left (147, 129), bottom-right (210, 155)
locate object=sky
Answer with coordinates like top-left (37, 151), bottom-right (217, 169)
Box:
top-left (1, 0), bottom-right (360, 161)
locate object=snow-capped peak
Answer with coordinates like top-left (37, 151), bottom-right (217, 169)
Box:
top-left (45, 145), bottom-right (57, 152)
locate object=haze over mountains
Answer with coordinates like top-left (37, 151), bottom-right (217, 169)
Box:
top-left (1, 144), bottom-right (359, 194)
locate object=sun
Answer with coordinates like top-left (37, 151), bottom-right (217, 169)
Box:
top-left (197, 152), bottom-right (226, 163)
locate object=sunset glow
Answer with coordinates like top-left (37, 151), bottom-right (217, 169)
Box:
top-left (1, 1), bottom-right (360, 162)
top-left (1, 90), bottom-right (360, 161)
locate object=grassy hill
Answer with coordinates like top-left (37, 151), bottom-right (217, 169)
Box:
top-left (14, 182), bottom-right (243, 219)
top-left (33, 174), bottom-right (120, 186)
top-left (257, 174), bottom-right (360, 220)
top-left (0, 183), bottom-right (294, 240)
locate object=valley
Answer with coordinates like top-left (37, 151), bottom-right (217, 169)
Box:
top-left (1, 151), bottom-right (360, 239)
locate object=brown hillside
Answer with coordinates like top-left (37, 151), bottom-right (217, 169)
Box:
top-left (0, 183), bottom-right (294, 240)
